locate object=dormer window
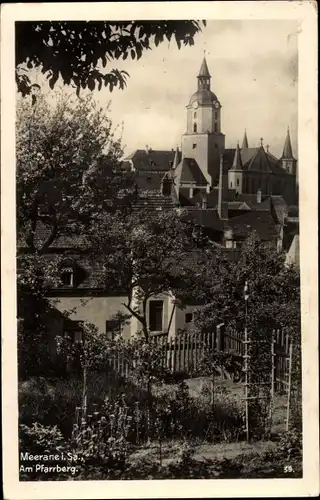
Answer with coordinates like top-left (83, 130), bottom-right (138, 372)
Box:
top-left (61, 267), bottom-right (74, 287)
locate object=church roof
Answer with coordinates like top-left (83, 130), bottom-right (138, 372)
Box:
top-left (281, 128), bottom-right (295, 159)
top-left (175, 157), bottom-right (208, 186)
top-left (246, 146), bottom-right (273, 173)
top-left (198, 56), bottom-right (211, 78)
top-left (124, 149), bottom-right (176, 172)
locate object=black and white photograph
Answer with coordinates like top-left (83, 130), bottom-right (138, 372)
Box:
top-left (1, 1), bottom-right (318, 498)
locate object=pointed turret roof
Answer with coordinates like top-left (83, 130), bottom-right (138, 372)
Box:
top-left (230, 142), bottom-right (243, 170)
top-left (282, 127), bottom-right (295, 159)
top-left (242, 130), bottom-right (249, 149)
top-left (172, 146), bottom-right (180, 170)
top-left (198, 56), bottom-right (211, 78)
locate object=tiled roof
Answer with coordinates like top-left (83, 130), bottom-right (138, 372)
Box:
top-left (124, 149), bottom-right (176, 172)
top-left (134, 192), bottom-right (177, 211)
top-left (177, 157), bottom-right (208, 186)
top-left (134, 171), bottom-right (165, 192)
top-left (18, 221), bottom-right (88, 250)
top-left (227, 210), bottom-right (279, 241)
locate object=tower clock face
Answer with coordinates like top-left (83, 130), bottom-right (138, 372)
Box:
top-left (192, 101), bottom-right (198, 109)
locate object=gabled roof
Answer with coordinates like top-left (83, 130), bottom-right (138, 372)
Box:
top-left (176, 158), bottom-right (208, 186)
top-left (124, 149), bottom-right (176, 172)
top-left (228, 201), bottom-right (251, 211)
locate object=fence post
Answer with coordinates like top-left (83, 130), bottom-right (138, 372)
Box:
top-left (286, 340), bottom-right (293, 431)
top-left (216, 323), bottom-right (224, 351)
top-left (271, 330), bottom-right (275, 398)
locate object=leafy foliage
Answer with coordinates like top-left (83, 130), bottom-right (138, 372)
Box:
top-left (17, 91), bottom-right (135, 253)
top-left (16, 21), bottom-right (205, 96)
top-left (88, 208), bottom-right (216, 340)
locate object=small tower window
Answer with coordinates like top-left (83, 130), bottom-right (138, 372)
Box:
top-left (194, 112), bottom-right (197, 119)
top-left (192, 143), bottom-right (197, 149)
top-left (236, 179), bottom-right (240, 186)
top-left (230, 182), bottom-right (233, 188)
top-left (215, 112), bottom-right (218, 120)
top-left (193, 123), bottom-right (197, 133)
top-left (214, 122), bottom-right (218, 133)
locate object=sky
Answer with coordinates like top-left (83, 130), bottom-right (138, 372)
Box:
top-left (24, 19), bottom-right (298, 159)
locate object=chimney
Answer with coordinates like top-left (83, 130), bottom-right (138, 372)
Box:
top-left (217, 154), bottom-right (228, 220)
top-left (257, 189), bottom-right (262, 204)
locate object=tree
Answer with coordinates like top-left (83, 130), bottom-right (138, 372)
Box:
top-left (16, 91), bottom-right (136, 378)
top-left (193, 231), bottom-right (301, 438)
top-left (88, 208), bottom-right (216, 342)
top-left (17, 90), bottom-right (136, 253)
top-left (16, 21), bottom-right (205, 96)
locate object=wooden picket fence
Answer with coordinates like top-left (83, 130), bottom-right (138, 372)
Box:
top-left (107, 325), bottom-right (293, 394)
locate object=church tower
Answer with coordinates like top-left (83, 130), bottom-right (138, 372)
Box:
top-left (281, 127), bottom-right (297, 176)
top-left (181, 56), bottom-right (225, 186)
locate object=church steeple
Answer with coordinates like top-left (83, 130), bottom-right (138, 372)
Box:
top-left (231, 142), bottom-right (243, 170)
top-left (280, 127), bottom-right (296, 176)
top-left (281, 127), bottom-right (294, 159)
top-left (197, 55), bottom-right (211, 91)
top-left (242, 129), bottom-right (249, 149)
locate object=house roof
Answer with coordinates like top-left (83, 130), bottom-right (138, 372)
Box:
top-left (182, 208), bottom-right (224, 232)
top-left (227, 210), bottom-right (279, 241)
top-left (124, 149), bottom-right (176, 172)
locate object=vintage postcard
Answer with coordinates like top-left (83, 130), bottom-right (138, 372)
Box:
top-left (1, 1), bottom-right (319, 498)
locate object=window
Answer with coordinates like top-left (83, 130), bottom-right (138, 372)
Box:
top-left (230, 182), bottom-right (233, 188)
top-left (193, 123), bottom-right (197, 133)
top-left (185, 313), bottom-right (193, 324)
top-left (64, 320), bottom-right (83, 344)
top-left (192, 143), bottom-right (197, 149)
top-left (106, 319), bottom-right (122, 339)
top-left (236, 178), bottom-right (240, 186)
top-left (194, 112), bottom-right (197, 119)
top-left (214, 122), bottom-right (218, 132)
top-left (162, 180), bottom-right (171, 196)
top-left (215, 112), bottom-right (218, 120)
top-left (61, 267), bottom-right (74, 286)
top-left (149, 300), bottom-right (163, 332)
